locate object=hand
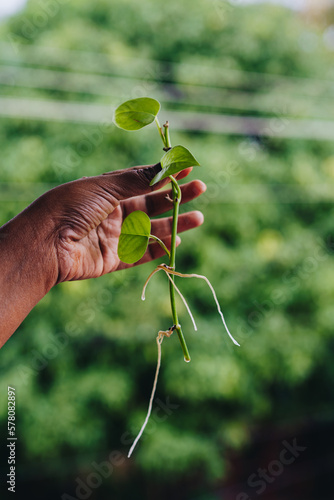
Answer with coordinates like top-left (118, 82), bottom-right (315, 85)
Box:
top-left (0, 164), bottom-right (206, 346)
top-left (42, 164), bottom-right (206, 283)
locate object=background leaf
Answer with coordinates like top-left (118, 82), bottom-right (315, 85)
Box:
top-left (114, 97), bottom-right (160, 131)
top-left (150, 145), bottom-right (200, 185)
top-left (118, 210), bottom-right (151, 263)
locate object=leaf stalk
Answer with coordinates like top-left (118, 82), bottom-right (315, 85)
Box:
top-left (155, 116), bottom-right (167, 148)
top-left (149, 235), bottom-right (170, 258)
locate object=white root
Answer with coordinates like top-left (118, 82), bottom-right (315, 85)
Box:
top-left (141, 267), bottom-right (164, 301)
top-left (128, 329), bottom-right (172, 458)
top-left (142, 264), bottom-right (197, 332)
top-left (162, 269), bottom-right (197, 332)
top-left (142, 263), bottom-right (239, 345)
top-left (157, 265), bottom-right (240, 347)
top-left (129, 264), bottom-right (239, 458)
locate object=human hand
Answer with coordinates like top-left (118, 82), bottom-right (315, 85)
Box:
top-left (33, 164), bottom-right (206, 284)
top-left (0, 164), bottom-right (206, 346)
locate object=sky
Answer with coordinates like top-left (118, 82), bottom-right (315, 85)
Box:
top-left (0, 0), bottom-right (308, 19)
top-left (0, 0), bottom-right (27, 19)
top-left (233, 0), bottom-right (306, 7)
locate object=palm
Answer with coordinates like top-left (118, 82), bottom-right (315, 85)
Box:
top-left (51, 170), bottom-right (205, 284)
top-left (57, 204), bottom-right (124, 282)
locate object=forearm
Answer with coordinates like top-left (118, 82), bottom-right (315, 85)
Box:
top-left (0, 205), bottom-right (57, 347)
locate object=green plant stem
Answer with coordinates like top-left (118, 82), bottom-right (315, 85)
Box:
top-left (163, 121), bottom-right (171, 149)
top-left (169, 175), bottom-right (191, 362)
top-left (149, 235), bottom-right (170, 258)
top-left (155, 117), bottom-right (167, 147)
top-left (155, 115), bottom-right (190, 361)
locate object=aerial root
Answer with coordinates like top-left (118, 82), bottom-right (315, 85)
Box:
top-left (142, 263), bottom-right (239, 346)
top-left (162, 270), bottom-right (197, 332)
top-left (141, 267), bottom-right (164, 301)
top-left (157, 265), bottom-right (240, 346)
top-left (127, 328), bottom-right (174, 458)
top-left (130, 263), bottom-right (239, 458)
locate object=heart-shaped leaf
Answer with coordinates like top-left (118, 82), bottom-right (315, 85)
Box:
top-left (118, 211), bottom-right (151, 264)
top-left (150, 145), bottom-right (200, 186)
top-left (114, 97), bottom-right (161, 131)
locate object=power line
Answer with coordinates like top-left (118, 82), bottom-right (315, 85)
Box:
top-left (1, 64), bottom-right (334, 120)
top-left (0, 95), bottom-right (111, 124)
top-left (0, 41), bottom-right (333, 94)
top-left (0, 96), bottom-right (333, 141)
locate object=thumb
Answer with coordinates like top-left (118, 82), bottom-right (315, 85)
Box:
top-left (97, 163), bottom-right (163, 200)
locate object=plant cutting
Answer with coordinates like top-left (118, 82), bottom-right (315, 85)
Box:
top-left (114, 97), bottom-right (239, 457)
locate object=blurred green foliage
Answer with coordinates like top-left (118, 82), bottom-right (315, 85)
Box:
top-left (0, 0), bottom-right (334, 498)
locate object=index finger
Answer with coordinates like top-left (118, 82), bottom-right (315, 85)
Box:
top-left (97, 165), bottom-right (193, 202)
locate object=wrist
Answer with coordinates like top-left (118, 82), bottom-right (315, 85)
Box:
top-left (0, 203), bottom-right (58, 346)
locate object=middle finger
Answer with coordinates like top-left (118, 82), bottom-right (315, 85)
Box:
top-left (121, 180), bottom-right (206, 218)
top-left (150, 210), bottom-right (204, 239)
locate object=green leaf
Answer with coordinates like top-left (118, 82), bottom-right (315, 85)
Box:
top-left (113, 97), bottom-right (160, 131)
top-left (150, 145), bottom-right (200, 186)
top-left (118, 211), bottom-right (151, 264)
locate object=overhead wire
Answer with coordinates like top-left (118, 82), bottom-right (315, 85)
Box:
top-left (0, 63), bottom-right (334, 120)
top-left (0, 43), bottom-right (333, 138)
top-left (0, 95), bottom-right (334, 140)
top-left (0, 41), bottom-right (334, 93)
